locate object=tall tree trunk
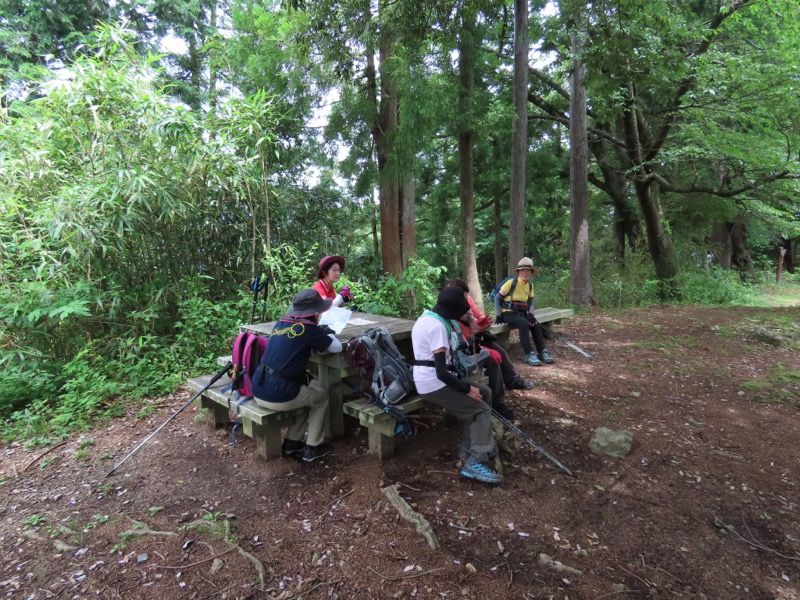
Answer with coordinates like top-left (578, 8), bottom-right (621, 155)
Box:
top-left (366, 11), bottom-right (403, 278)
top-left (458, 6), bottom-right (483, 309)
top-left (377, 32), bottom-right (402, 277)
top-left (589, 138), bottom-right (640, 263)
top-left (371, 200), bottom-right (379, 261)
top-left (634, 178), bottom-right (679, 293)
top-left (494, 194), bottom-right (504, 284)
top-left (261, 155), bottom-right (271, 254)
top-left (508, 0), bottom-right (528, 271)
top-left (569, 29), bottom-right (593, 306)
top-left (400, 173), bottom-right (416, 269)
top-left (622, 90), bottom-right (679, 296)
top-left (207, 0), bottom-right (217, 113)
top-left (710, 220), bottom-right (756, 278)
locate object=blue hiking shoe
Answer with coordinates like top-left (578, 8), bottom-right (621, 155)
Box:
top-left (460, 462), bottom-right (503, 485)
top-left (539, 349), bottom-right (554, 364)
top-left (524, 352), bottom-right (542, 366)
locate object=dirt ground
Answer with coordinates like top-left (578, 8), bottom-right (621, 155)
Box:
top-left (2, 299), bottom-right (800, 600)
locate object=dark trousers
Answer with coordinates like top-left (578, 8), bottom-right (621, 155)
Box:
top-left (529, 321), bottom-right (547, 354)
top-left (483, 340), bottom-right (521, 388)
top-left (484, 356), bottom-right (505, 404)
top-left (502, 311), bottom-right (546, 356)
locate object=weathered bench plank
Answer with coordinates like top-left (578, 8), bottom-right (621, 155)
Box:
top-left (188, 375), bottom-right (306, 461)
top-left (487, 306), bottom-right (575, 341)
top-left (344, 395), bottom-right (427, 459)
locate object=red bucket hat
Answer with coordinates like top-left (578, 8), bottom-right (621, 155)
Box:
top-left (317, 255), bottom-right (345, 280)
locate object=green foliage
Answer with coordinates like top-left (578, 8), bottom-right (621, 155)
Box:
top-left (23, 514), bottom-right (45, 529)
top-left (356, 258), bottom-right (447, 319)
top-left (676, 268), bottom-right (757, 306)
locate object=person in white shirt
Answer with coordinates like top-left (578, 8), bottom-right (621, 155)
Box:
top-left (411, 287), bottom-right (503, 485)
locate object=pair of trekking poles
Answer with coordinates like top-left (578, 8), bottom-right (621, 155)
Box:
top-left (109, 275), bottom-right (275, 477)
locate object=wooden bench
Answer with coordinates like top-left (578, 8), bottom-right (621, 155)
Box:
top-left (486, 306), bottom-right (575, 343)
top-left (343, 395), bottom-right (427, 459)
top-left (343, 373), bottom-right (490, 460)
top-left (187, 374), bottom-right (307, 461)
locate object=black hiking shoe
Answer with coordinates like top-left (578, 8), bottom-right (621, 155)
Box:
top-left (494, 403), bottom-right (516, 421)
top-left (508, 376), bottom-right (534, 390)
top-left (302, 443), bottom-right (332, 463)
top-left (282, 439), bottom-right (305, 458)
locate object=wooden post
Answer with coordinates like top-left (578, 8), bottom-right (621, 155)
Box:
top-left (777, 247), bottom-right (786, 284)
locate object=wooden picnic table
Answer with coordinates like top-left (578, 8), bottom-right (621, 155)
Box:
top-left (194, 306), bottom-right (575, 461)
top-left (240, 312), bottom-right (416, 438)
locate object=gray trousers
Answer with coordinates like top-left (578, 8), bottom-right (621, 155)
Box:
top-left (254, 381), bottom-right (330, 446)
top-left (420, 382), bottom-right (496, 464)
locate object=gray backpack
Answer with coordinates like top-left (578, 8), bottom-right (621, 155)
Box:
top-left (345, 327), bottom-right (416, 405)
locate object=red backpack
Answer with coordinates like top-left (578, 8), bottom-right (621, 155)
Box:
top-left (225, 332), bottom-right (269, 403)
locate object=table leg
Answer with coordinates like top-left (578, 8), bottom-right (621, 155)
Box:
top-left (318, 364), bottom-right (344, 438)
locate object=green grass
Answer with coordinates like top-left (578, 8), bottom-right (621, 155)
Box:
top-left (740, 366), bottom-right (800, 406)
top-left (631, 337), bottom-right (684, 350)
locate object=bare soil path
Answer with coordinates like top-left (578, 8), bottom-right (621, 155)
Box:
top-left (2, 300), bottom-right (799, 599)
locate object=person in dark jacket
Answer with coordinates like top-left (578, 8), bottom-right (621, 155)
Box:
top-left (252, 289), bottom-right (342, 463)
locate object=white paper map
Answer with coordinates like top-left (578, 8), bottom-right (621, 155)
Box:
top-left (348, 317), bottom-right (377, 327)
top-left (319, 306), bottom-right (352, 334)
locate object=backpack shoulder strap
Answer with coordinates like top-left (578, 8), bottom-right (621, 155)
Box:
top-left (424, 310), bottom-right (452, 337)
top-left (508, 275), bottom-right (518, 298)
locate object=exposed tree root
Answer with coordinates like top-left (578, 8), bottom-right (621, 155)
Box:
top-left (381, 484), bottom-right (440, 550)
top-left (122, 518), bottom-right (268, 586)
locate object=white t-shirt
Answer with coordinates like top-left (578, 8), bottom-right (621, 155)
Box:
top-left (411, 312), bottom-right (452, 394)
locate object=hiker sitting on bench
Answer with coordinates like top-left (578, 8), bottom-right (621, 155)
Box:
top-left (494, 257), bottom-right (554, 367)
top-left (445, 278), bottom-right (534, 396)
top-left (312, 255), bottom-right (353, 309)
top-left (411, 287), bottom-right (503, 485)
top-left (251, 289), bottom-right (342, 464)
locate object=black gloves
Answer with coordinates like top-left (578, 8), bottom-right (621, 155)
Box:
top-left (494, 313), bottom-right (505, 325)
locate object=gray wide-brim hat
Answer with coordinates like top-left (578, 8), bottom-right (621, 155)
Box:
top-left (432, 287), bottom-right (471, 321)
top-left (514, 257), bottom-right (540, 274)
top-left (285, 289), bottom-right (333, 318)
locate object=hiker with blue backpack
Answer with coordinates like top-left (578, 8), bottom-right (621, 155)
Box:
top-left (312, 255), bottom-right (354, 309)
top-left (251, 289), bottom-right (342, 463)
top-left (411, 287), bottom-right (503, 485)
top-left (493, 257), bottom-right (554, 367)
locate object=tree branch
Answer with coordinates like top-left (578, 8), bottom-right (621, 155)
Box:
top-left (643, 170), bottom-right (798, 197)
top-left (648, 0), bottom-right (753, 161)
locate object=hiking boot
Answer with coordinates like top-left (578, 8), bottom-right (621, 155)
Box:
top-left (460, 461), bottom-right (503, 485)
top-left (508, 376), bottom-right (534, 390)
top-left (282, 438), bottom-right (305, 458)
top-left (494, 403), bottom-right (516, 421)
top-left (539, 349), bottom-right (554, 364)
top-left (524, 352), bottom-right (542, 366)
top-left (302, 443), bottom-right (332, 463)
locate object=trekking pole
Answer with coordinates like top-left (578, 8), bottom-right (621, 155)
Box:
top-left (106, 362), bottom-right (232, 477)
top-left (250, 276), bottom-right (261, 324)
top-left (258, 276), bottom-right (270, 323)
top-left (540, 324), bottom-right (593, 360)
top-left (491, 408), bottom-right (575, 477)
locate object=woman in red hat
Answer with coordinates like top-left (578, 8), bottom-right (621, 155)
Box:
top-left (312, 255), bottom-right (353, 309)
